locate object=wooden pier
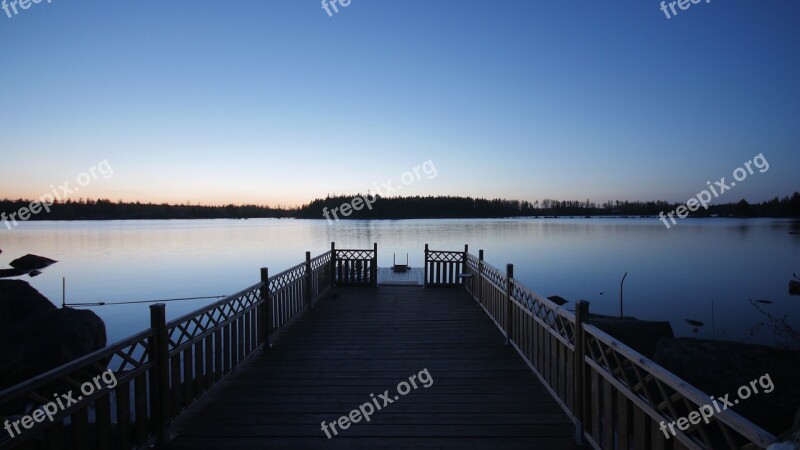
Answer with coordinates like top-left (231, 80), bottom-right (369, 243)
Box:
top-left (0, 243), bottom-right (777, 450)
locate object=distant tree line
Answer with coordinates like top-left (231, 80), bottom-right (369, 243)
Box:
top-left (295, 193), bottom-right (800, 219)
top-left (1, 192), bottom-right (798, 221)
top-left (0, 199), bottom-right (291, 221)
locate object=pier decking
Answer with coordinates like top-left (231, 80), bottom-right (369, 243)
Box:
top-left (167, 286), bottom-right (580, 449)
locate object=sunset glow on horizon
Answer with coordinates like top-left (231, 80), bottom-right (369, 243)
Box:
top-left (1, 1), bottom-right (798, 207)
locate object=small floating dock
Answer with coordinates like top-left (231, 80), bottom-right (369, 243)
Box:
top-left (376, 267), bottom-right (424, 286)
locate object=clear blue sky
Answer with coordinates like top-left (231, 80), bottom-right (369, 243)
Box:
top-left (1, 1), bottom-right (798, 207)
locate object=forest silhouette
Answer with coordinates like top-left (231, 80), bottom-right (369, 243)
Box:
top-left (1, 193), bottom-right (799, 221)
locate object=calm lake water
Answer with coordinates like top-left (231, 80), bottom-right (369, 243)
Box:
top-left (1, 218), bottom-right (798, 347)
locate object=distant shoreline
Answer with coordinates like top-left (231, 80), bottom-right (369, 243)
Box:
top-left (1, 193), bottom-right (798, 224)
top-left (2, 215), bottom-right (799, 224)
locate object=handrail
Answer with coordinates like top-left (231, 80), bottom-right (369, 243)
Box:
top-left (453, 247), bottom-right (777, 450)
top-left (333, 243), bottom-right (377, 286)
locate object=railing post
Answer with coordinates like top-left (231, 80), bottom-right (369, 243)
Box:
top-left (424, 244), bottom-right (429, 287)
top-left (330, 242), bottom-right (336, 286)
top-left (574, 300), bottom-right (589, 444)
top-left (371, 242), bottom-right (378, 287)
top-left (462, 244), bottom-right (468, 281)
top-left (305, 251), bottom-right (313, 308)
top-left (505, 264), bottom-right (513, 346)
top-left (149, 304), bottom-right (169, 448)
top-left (260, 268), bottom-right (272, 349)
top-left (477, 250), bottom-right (484, 305)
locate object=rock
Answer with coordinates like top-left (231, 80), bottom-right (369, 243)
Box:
top-left (0, 268), bottom-right (30, 279)
top-left (652, 338), bottom-right (800, 436)
top-left (9, 254), bottom-right (57, 271)
top-left (0, 307), bottom-right (107, 391)
top-left (767, 408), bottom-right (800, 449)
top-left (0, 280), bottom-right (56, 325)
top-left (587, 316), bottom-right (673, 358)
top-left (0, 281), bottom-right (106, 392)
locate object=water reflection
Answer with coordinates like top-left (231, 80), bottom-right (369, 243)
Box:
top-left (0, 218), bottom-right (797, 347)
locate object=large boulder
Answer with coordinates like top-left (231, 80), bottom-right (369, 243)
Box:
top-left (0, 279), bottom-right (56, 324)
top-left (653, 338), bottom-right (800, 436)
top-left (0, 281), bottom-right (106, 391)
top-left (768, 408), bottom-right (800, 449)
top-left (9, 254), bottom-right (57, 271)
top-left (587, 316), bottom-right (674, 358)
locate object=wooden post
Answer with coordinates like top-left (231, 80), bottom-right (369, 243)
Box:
top-left (260, 268), bottom-right (272, 349)
top-left (477, 250), bottom-right (484, 305)
top-left (505, 264), bottom-right (514, 346)
top-left (330, 242), bottom-right (336, 287)
top-left (462, 244), bottom-right (468, 278)
top-left (305, 252), bottom-right (313, 308)
top-left (461, 244), bottom-right (469, 296)
top-left (149, 304), bottom-right (169, 448)
top-left (371, 243), bottom-right (378, 287)
top-left (424, 244), bottom-right (429, 287)
top-left (574, 300), bottom-right (589, 444)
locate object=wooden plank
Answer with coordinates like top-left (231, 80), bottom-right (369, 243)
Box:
top-left (184, 347), bottom-right (195, 404)
top-left (44, 418), bottom-right (65, 450)
top-left (617, 388), bottom-right (631, 450)
top-left (633, 406), bottom-right (648, 450)
top-left (115, 382), bottom-right (131, 450)
top-left (195, 338), bottom-right (206, 395)
top-left (71, 407), bottom-right (89, 450)
top-left (214, 329), bottom-right (222, 382)
top-left (134, 373), bottom-right (149, 445)
top-left (603, 378), bottom-right (614, 449)
top-left (651, 419), bottom-right (667, 450)
top-left (591, 369), bottom-right (600, 444)
top-left (171, 353), bottom-right (183, 416)
top-left (96, 393), bottom-right (113, 450)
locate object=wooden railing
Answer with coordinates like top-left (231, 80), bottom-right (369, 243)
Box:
top-left (0, 246), bottom-right (343, 449)
top-left (450, 247), bottom-right (778, 450)
top-left (332, 242), bottom-right (377, 286)
top-left (424, 244), bottom-right (468, 287)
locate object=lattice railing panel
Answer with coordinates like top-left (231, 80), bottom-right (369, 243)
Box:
top-left (466, 253), bottom-right (480, 270)
top-left (167, 284), bottom-right (262, 350)
top-left (480, 261), bottom-right (507, 291)
top-left (0, 330), bottom-right (154, 448)
top-left (511, 279), bottom-right (575, 343)
top-left (335, 249), bottom-right (374, 260)
top-left (269, 263), bottom-right (306, 293)
top-left (427, 251), bottom-right (463, 263)
top-left (310, 251), bottom-right (332, 271)
top-left (583, 325), bottom-right (775, 450)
